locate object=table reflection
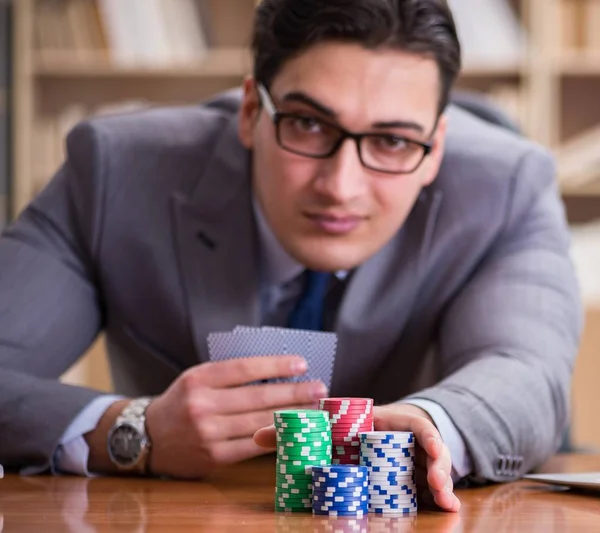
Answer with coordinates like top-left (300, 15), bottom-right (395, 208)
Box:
top-left (0, 470), bottom-right (599, 532)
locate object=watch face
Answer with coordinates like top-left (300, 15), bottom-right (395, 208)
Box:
top-left (109, 423), bottom-right (145, 467)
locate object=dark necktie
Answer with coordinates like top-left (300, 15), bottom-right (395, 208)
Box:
top-left (287, 270), bottom-right (331, 331)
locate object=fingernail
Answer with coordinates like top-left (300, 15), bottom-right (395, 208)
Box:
top-left (292, 359), bottom-right (307, 374)
top-left (311, 383), bottom-right (328, 399)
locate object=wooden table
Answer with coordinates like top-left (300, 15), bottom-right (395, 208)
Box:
top-left (1, 454), bottom-right (600, 532)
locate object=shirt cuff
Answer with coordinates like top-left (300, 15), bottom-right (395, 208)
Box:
top-left (53, 395), bottom-right (125, 476)
top-left (402, 398), bottom-right (473, 482)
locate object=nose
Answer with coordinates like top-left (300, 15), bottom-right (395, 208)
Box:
top-left (312, 138), bottom-right (369, 203)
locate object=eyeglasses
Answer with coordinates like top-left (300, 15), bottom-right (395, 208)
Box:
top-left (256, 83), bottom-right (434, 175)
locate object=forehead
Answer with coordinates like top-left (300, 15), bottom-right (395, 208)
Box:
top-left (270, 42), bottom-right (441, 130)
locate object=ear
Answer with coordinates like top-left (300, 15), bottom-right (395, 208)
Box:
top-left (238, 76), bottom-right (261, 149)
top-left (420, 113), bottom-right (447, 187)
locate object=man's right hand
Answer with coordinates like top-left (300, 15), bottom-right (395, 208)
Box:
top-left (87, 355), bottom-right (326, 479)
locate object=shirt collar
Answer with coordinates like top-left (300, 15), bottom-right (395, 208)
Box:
top-left (253, 197), bottom-right (348, 286)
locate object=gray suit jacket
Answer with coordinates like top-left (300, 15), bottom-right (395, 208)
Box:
top-left (0, 89), bottom-right (582, 482)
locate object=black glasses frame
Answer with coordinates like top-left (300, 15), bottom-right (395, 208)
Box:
top-left (257, 83), bottom-right (434, 175)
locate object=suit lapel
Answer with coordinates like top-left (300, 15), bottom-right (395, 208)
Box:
top-left (331, 188), bottom-right (444, 397)
top-left (171, 116), bottom-right (261, 364)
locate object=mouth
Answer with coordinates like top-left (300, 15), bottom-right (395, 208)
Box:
top-left (305, 212), bottom-right (366, 235)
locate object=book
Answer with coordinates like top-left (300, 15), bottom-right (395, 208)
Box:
top-left (447, 0), bottom-right (527, 69)
top-left (585, 0), bottom-right (600, 52)
top-left (556, 124), bottom-right (600, 188)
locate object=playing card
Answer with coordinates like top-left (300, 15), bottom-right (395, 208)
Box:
top-left (206, 327), bottom-right (337, 389)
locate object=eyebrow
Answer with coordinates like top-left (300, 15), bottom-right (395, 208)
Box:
top-left (280, 91), bottom-right (426, 134)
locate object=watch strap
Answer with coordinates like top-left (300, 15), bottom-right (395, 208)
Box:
top-left (110, 397), bottom-right (153, 474)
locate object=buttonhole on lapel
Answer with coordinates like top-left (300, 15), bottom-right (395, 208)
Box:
top-left (197, 231), bottom-right (216, 250)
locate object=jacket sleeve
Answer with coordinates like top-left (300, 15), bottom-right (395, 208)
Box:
top-left (405, 148), bottom-right (583, 482)
top-left (0, 122), bottom-right (111, 471)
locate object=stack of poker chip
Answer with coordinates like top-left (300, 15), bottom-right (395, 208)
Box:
top-left (311, 465), bottom-right (369, 517)
top-left (318, 398), bottom-right (374, 464)
top-left (274, 409), bottom-right (332, 512)
top-left (359, 431), bottom-right (417, 515)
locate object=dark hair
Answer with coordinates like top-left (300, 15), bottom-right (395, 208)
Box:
top-left (252, 0), bottom-right (461, 115)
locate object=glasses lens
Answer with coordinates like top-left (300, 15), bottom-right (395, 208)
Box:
top-left (360, 135), bottom-right (425, 173)
top-left (278, 115), bottom-right (340, 156)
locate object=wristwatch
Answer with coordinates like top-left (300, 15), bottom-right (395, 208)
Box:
top-left (107, 397), bottom-right (153, 474)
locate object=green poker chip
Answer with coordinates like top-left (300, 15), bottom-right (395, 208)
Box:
top-left (274, 410), bottom-right (329, 419)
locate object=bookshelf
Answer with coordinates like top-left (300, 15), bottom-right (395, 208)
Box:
top-left (0, 0), bottom-right (9, 230)
top-left (8, 0), bottom-right (600, 398)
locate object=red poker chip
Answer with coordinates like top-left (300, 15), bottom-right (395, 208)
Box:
top-left (330, 415), bottom-right (374, 420)
top-left (331, 426), bottom-right (374, 432)
top-left (321, 407), bottom-right (372, 413)
top-left (330, 419), bottom-right (374, 426)
top-left (331, 427), bottom-right (373, 433)
top-left (329, 419), bottom-right (373, 424)
top-left (329, 412), bottom-right (374, 418)
top-left (321, 405), bottom-right (374, 411)
top-left (320, 397), bottom-right (374, 403)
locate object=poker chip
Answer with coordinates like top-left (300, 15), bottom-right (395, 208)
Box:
top-left (309, 464), bottom-right (369, 517)
top-left (274, 409), bottom-right (332, 512)
top-left (319, 398), bottom-right (374, 465)
top-left (272, 400), bottom-right (419, 517)
top-left (357, 431), bottom-right (418, 515)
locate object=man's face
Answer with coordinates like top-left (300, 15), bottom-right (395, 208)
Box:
top-left (239, 42), bottom-right (447, 272)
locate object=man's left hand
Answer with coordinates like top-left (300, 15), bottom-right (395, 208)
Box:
top-left (253, 403), bottom-right (461, 512)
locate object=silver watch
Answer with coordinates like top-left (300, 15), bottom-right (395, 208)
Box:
top-left (107, 397), bottom-right (153, 474)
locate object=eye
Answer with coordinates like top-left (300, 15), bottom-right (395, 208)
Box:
top-left (376, 135), bottom-right (409, 151)
top-left (291, 116), bottom-right (323, 133)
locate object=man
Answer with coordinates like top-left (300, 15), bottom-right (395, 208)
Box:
top-left (0, 0), bottom-right (581, 514)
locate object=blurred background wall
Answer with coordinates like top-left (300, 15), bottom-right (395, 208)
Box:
top-left (2, 0), bottom-right (600, 449)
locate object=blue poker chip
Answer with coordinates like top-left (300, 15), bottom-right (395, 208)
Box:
top-left (368, 502), bottom-right (418, 510)
top-left (369, 486), bottom-right (415, 496)
top-left (362, 442), bottom-right (415, 450)
top-left (312, 478), bottom-right (368, 489)
top-left (360, 449), bottom-right (414, 459)
top-left (313, 503), bottom-right (369, 511)
top-left (313, 509), bottom-right (367, 516)
top-left (369, 507), bottom-right (417, 515)
top-left (368, 472), bottom-right (414, 479)
top-left (369, 494), bottom-right (417, 507)
top-left (360, 458), bottom-right (414, 467)
top-left (314, 500), bottom-right (369, 507)
top-left (313, 491), bottom-right (368, 499)
top-left (313, 494), bottom-right (368, 503)
top-left (359, 432), bottom-right (414, 444)
top-left (367, 465), bottom-right (414, 473)
top-left (311, 465), bottom-right (367, 473)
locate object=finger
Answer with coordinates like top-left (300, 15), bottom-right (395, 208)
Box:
top-left (426, 443), bottom-right (453, 491)
top-left (254, 425), bottom-right (277, 449)
top-left (429, 474), bottom-right (461, 512)
top-left (374, 408), bottom-right (443, 461)
top-left (209, 437), bottom-right (274, 465)
top-left (213, 381), bottom-right (327, 414)
top-left (215, 404), bottom-right (318, 440)
top-left (416, 464), bottom-right (460, 513)
top-left (189, 355), bottom-right (308, 389)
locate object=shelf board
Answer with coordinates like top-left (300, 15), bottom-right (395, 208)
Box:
top-left (33, 48), bottom-right (252, 78)
top-left (557, 52), bottom-right (600, 76)
top-left (561, 179), bottom-right (600, 198)
top-left (461, 59), bottom-right (526, 78)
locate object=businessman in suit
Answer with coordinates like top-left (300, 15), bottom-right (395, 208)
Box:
top-left (0, 0), bottom-right (581, 513)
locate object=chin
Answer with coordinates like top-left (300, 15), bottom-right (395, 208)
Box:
top-left (290, 244), bottom-right (366, 273)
